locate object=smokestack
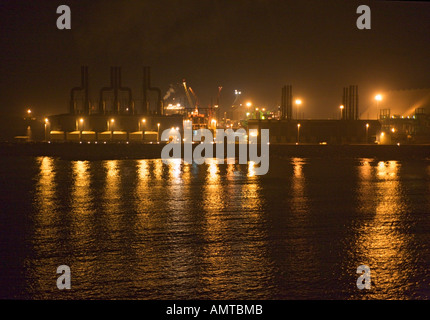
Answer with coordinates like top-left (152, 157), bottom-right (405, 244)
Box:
top-left (287, 85), bottom-right (292, 120)
top-left (281, 86), bottom-right (286, 120)
top-left (342, 87), bottom-right (349, 120)
top-left (342, 85), bottom-right (359, 120)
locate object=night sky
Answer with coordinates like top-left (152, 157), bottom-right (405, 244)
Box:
top-left (1, 0), bottom-right (429, 118)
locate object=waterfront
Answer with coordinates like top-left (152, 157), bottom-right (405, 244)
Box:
top-left (0, 156), bottom-right (429, 299)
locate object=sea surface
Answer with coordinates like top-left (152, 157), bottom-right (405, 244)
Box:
top-left (0, 156), bottom-right (429, 299)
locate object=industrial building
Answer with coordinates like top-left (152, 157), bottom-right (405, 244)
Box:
top-left (248, 85), bottom-right (430, 145)
top-left (44, 66), bottom-right (184, 143)
top-left (248, 119), bottom-right (381, 144)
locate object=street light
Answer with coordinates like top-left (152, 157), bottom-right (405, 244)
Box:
top-left (295, 99), bottom-right (302, 120)
top-left (366, 123), bottom-right (369, 143)
top-left (340, 105), bottom-right (344, 120)
top-left (44, 118), bottom-right (49, 141)
top-left (139, 118), bottom-right (146, 132)
top-left (78, 118), bottom-right (84, 141)
top-left (297, 123), bottom-right (301, 144)
top-left (110, 119), bottom-right (115, 141)
top-left (375, 94), bottom-right (383, 119)
top-left (157, 123), bottom-right (161, 142)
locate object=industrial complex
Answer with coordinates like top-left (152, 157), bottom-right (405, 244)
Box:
top-left (3, 66), bottom-right (430, 146)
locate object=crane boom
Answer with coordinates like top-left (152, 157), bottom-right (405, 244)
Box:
top-left (188, 87), bottom-right (199, 107)
top-left (182, 79), bottom-right (195, 109)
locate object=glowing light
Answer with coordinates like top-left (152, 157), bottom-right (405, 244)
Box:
top-left (246, 112), bottom-right (250, 116)
top-left (246, 102), bottom-right (252, 107)
top-left (391, 128), bottom-right (396, 133)
top-left (142, 119), bottom-right (146, 123)
top-left (27, 109), bottom-right (32, 114)
top-left (340, 105), bottom-right (344, 110)
top-left (297, 123), bottom-right (301, 128)
top-left (366, 123), bottom-right (369, 128)
top-left (44, 118), bottom-right (49, 123)
top-left (375, 94), bottom-right (382, 101)
top-left (79, 118), bottom-right (84, 123)
top-left (381, 132), bottom-right (385, 138)
top-left (295, 99), bottom-right (302, 105)
top-left (248, 161), bottom-right (256, 177)
top-left (110, 119), bottom-right (115, 123)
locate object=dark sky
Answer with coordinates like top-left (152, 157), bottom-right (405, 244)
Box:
top-left (1, 0), bottom-right (429, 118)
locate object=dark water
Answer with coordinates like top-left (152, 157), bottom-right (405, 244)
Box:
top-left (0, 156), bottom-right (429, 299)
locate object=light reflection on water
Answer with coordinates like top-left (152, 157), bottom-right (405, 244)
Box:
top-left (3, 156), bottom-right (429, 299)
top-left (353, 160), bottom-right (429, 299)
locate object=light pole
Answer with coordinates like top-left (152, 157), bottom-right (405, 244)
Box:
top-left (139, 118), bottom-right (146, 132)
top-left (340, 105), bottom-right (344, 120)
top-left (375, 94), bottom-right (382, 119)
top-left (246, 101), bottom-right (253, 118)
top-left (109, 118), bottom-right (114, 141)
top-left (157, 123), bottom-right (160, 142)
top-left (297, 123), bottom-right (301, 144)
top-left (295, 99), bottom-right (302, 120)
top-left (44, 118), bottom-right (49, 141)
top-left (79, 118), bottom-right (84, 141)
top-left (366, 123), bottom-right (369, 143)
